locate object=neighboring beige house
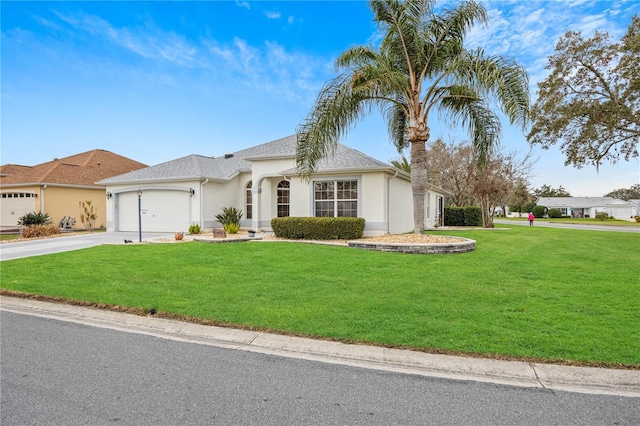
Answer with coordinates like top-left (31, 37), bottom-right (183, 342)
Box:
top-left (0, 150), bottom-right (147, 229)
top-left (536, 196), bottom-right (637, 220)
top-left (99, 135), bottom-right (446, 236)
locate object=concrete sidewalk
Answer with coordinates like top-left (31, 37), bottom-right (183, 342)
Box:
top-left (1, 296), bottom-right (638, 398)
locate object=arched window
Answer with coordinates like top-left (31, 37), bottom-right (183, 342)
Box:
top-left (245, 181), bottom-right (252, 219)
top-left (277, 180), bottom-right (290, 217)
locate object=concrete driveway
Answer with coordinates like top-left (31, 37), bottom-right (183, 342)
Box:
top-left (0, 232), bottom-right (173, 261)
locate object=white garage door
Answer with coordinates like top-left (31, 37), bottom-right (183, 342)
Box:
top-left (1, 193), bottom-right (37, 227)
top-left (117, 190), bottom-right (190, 232)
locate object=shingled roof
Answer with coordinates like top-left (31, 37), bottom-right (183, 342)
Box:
top-left (99, 135), bottom-right (401, 185)
top-left (0, 149), bottom-right (147, 188)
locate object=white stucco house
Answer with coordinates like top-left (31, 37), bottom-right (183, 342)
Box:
top-left (536, 197), bottom-right (637, 220)
top-left (98, 135), bottom-right (446, 236)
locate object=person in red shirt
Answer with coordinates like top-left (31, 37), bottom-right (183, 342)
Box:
top-left (528, 212), bottom-right (535, 226)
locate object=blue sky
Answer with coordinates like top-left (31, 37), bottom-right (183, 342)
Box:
top-left (2, 0), bottom-right (638, 196)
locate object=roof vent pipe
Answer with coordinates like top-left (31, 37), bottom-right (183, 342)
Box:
top-left (224, 153), bottom-right (233, 159)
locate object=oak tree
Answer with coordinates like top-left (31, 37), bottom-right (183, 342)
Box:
top-left (528, 16), bottom-right (639, 169)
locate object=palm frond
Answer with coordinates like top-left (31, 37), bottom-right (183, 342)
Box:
top-left (296, 73), bottom-right (369, 178)
top-left (383, 101), bottom-right (409, 152)
top-left (438, 85), bottom-right (501, 168)
top-left (449, 48), bottom-right (530, 128)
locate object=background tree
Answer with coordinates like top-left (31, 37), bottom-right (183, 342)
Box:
top-left (296, 0), bottom-right (530, 233)
top-left (532, 184), bottom-right (571, 199)
top-left (508, 178), bottom-right (533, 216)
top-left (470, 150), bottom-right (533, 227)
top-left (423, 139), bottom-right (475, 207)
top-left (605, 183), bottom-right (640, 200)
top-left (528, 16), bottom-right (640, 169)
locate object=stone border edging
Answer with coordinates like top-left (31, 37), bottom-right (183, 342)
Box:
top-left (347, 238), bottom-right (476, 254)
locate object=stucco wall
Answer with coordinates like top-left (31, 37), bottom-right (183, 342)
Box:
top-left (1, 185), bottom-right (106, 229)
top-left (44, 186), bottom-right (106, 229)
top-left (389, 176), bottom-right (413, 234)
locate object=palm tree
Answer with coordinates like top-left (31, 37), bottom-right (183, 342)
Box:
top-left (296, 0), bottom-right (530, 233)
top-left (390, 156), bottom-right (411, 173)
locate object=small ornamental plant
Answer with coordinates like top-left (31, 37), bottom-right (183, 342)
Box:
top-left (215, 207), bottom-right (243, 234)
top-left (17, 211), bottom-right (52, 226)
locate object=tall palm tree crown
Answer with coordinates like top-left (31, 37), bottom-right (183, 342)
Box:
top-left (296, 0), bottom-right (530, 233)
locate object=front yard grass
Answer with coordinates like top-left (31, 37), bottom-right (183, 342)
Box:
top-left (1, 226), bottom-right (638, 367)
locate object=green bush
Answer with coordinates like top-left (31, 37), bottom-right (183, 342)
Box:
top-left (548, 208), bottom-right (562, 218)
top-left (215, 207), bottom-right (243, 234)
top-left (271, 217), bottom-right (365, 240)
top-left (522, 202), bottom-right (536, 215)
top-left (444, 207), bottom-right (465, 226)
top-left (595, 212), bottom-right (609, 221)
top-left (17, 211), bottom-right (52, 226)
top-left (188, 224), bottom-right (202, 235)
top-left (634, 216), bottom-right (640, 223)
top-left (463, 206), bottom-right (482, 226)
top-left (533, 205), bottom-right (547, 218)
top-left (444, 206), bottom-right (482, 226)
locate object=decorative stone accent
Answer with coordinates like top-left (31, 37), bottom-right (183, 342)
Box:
top-left (212, 228), bottom-right (227, 238)
top-left (347, 238), bottom-right (475, 254)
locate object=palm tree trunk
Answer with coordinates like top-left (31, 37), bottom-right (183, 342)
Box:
top-left (410, 140), bottom-right (428, 234)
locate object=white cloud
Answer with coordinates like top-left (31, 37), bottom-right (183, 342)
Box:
top-left (265, 11), bottom-right (281, 19)
top-left (235, 1), bottom-right (250, 10)
top-left (52, 11), bottom-right (197, 66)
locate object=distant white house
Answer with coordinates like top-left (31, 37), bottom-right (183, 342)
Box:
top-left (98, 135), bottom-right (447, 236)
top-left (536, 197), bottom-right (637, 220)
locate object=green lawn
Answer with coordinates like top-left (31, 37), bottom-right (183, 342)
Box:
top-left (1, 226), bottom-right (638, 367)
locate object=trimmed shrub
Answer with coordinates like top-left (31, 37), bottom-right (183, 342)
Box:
top-left (548, 208), bottom-right (562, 218)
top-left (444, 206), bottom-right (482, 226)
top-left (595, 211), bottom-right (609, 221)
top-left (188, 224), bottom-right (202, 235)
top-left (271, 217), bottom-right (365, 240)
top-left (463, 206), bottom-right (482, 226)
top-left (17, 211), bottom-right (52, 226)
top-left (533, 205), bottom-right (547, 218)
top-left (444, 207), bottom-right (465, 226)
top-left (21, 224), bottom-right (61, 238)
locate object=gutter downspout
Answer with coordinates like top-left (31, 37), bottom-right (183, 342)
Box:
top-left (200, 178), bottom-right (208, 229)
top-left (40, 184), bottom-right (47, 213)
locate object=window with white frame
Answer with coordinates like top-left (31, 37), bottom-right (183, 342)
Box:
top-left (245, 181), bottom-right (252, 219)
top-left (277, 180), bottom-right (290, 217)
top-left (314, 180), bottom-right (357, 217)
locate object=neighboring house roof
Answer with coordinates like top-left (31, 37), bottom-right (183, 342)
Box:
top-left (0, 149), bottom-right (147, 188)
top-left (537, 197), bottom-right (633, 208)
top-left (99, 135), bottom-right (409, 185)
top-left (0, 164), bottom-right (32, 177)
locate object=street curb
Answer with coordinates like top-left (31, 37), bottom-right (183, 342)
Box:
top-left (1, 296), bottom-right (638, 397)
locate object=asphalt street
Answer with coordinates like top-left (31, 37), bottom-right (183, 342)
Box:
top-left (1, 226), bottom-right (638, 424)
top-left (2, 311), bottom-right (638, 426)
top-left (493, 219), bottom-right (640, 233)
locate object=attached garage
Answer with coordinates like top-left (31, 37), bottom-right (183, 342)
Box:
top-left (116, 189), bottom-right (191, 232)
top-left (1, 192), bottom-right (37, 227)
